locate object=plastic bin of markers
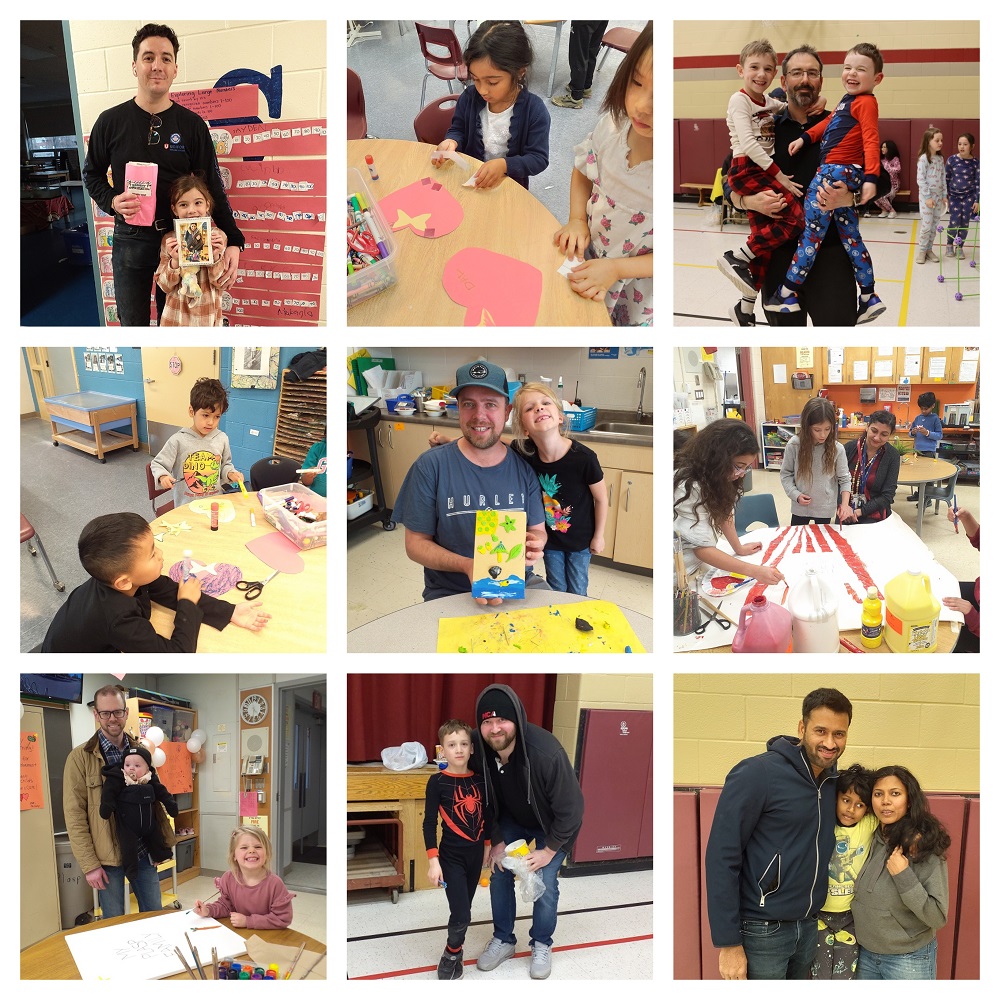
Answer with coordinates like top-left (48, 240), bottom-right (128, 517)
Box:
top-left (256, 483), bottom-right (327, 549)
top-left (347, 166), bottom-right (398, 308)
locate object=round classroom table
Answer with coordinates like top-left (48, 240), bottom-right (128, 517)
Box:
top-left (148, 495), bottom-right (326, 652)
top-left (895, 455), bottom-right (959, 537)
top-left (347, 587), bottom-right (652, 652)
top-left (20, 911), bottom-right (326, 980)
top-left (347, 138), bottom-right (612, 326)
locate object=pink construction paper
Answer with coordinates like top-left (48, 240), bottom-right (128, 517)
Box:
top-left (167, 560), bottom-right (244, 597)
top-left (442, 247), bottom-right (543, 326)
top-left (379, 177), bottom-right (463, 239)
top-left (245, 532), bottom-right (306, 574)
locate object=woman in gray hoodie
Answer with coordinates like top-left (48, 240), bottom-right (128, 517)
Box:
top-left (852, 765), bottom-right (950, 979)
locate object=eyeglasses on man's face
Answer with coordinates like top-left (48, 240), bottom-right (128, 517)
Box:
top-left (785, 69), bottom-right (821, 81)
top-left (96, 709), bottom-right (127, 720)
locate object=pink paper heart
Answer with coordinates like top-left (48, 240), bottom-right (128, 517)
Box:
top-left (379, 177), bottom-right (464, 239)
top-left (442, 247), bottom-right (542, 326)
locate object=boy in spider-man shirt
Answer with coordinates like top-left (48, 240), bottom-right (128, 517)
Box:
top-left (424, 719), bottom-right (492, 980)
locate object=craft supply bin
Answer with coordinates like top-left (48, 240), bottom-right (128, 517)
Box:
top-left (347, 166), bottom-right (398, 308)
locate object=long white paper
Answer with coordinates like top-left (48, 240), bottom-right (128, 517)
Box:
top-left (773, 364), bottom-right (787, 384)
top-left (958, 360), bottom-right (978, 382)
top-left (65, 909), bottom-right (247, 980)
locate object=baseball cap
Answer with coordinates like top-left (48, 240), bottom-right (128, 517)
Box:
top-left (451, 361), bottom-right (509, 399)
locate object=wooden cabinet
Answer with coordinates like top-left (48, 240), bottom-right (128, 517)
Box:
top-left (607, 470), bottom-right (653, 568)
top-left (601, 468), bottom-right (623, 554)
top-left (920, 347), bottom-right (978, 383)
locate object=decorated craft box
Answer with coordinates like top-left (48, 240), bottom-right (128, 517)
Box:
top-left (257, 483), bottom-right (327, 549)
top-left (471, 509), bottom-right (526, 600)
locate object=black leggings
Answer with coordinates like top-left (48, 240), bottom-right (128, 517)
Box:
top-left (791, 515), bottom-right (831, 525)
top-left (439, 841), bottom-right (485, 949)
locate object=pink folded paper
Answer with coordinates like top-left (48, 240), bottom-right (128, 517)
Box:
top-left (245, 532), bottom-right (306, 574)
top-left (379, 177), bottom-right (463, 239)
top-left (125, 161), bottom-right (158, 226)
top-left (442, 247), bottom-right (542, 326)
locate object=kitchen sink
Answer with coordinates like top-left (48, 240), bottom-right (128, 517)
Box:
top-left (590, 421), bottom-right (654, 436)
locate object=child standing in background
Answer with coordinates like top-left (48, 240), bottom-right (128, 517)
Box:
top-left (194, 826), bottom-right (293, 929)
top-left (915, 128), bottom-right (946, 264)
top-left (554, 20), bottom-right (653, 325)
top-left (945, 133), bottom-right (979, 258)
top-left (779, 397), bottom-right (852, 526)
top-left (150, 377), bottom-right (244, 509)
top-left (812, 764), bottom-right (878, 980)
top-left (434, 21), bottom-right (549, 190)
top-left (155, 174), bottom-right (228, 326)
top-left (874, 140), bottom-right (902, 218)
top-left (906, 391), bottom-right (944, 505)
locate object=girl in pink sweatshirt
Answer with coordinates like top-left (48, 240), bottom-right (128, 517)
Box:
top-left (194, 825), bottom-right (293, 928)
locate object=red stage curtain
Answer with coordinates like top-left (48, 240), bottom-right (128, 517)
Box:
top-left (347, 674), bottom-right (556, 762)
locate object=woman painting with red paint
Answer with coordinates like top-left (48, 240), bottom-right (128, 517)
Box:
top-left (842, 410), bottom-right (901, 524)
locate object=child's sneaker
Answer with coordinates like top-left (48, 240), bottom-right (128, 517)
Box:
top-left (957, 247), bottom-right (966, 259)
top-left (437, 948), bottom-right (464, 980)
top-left (550, 93), bottom-right (582, 109)
top-left (888, 209), bottom-right (897, 219)
top-left (915, 249), bottom-right (926, 264)
top-left (728, 300), bottom-right (756, 327)
top-left (716, 250), bottom-right (757, 298)
top-left (945, 246), bottom-right (956, 257)
top-left (925, 247), bottom-right (939, 262)
top-left (764, 286), bottom-right (801, 313)
top-left (565, 82), bottom-right (592, 98)
top-left (857, 293), bottom-right (886, 325)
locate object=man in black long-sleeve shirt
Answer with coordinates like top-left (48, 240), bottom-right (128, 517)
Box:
top-left (724, 45), bottom-right (889, 326)
top-left (82, 23), bottom-right (244, 326)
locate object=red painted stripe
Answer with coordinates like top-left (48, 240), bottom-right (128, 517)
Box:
top-left (675, 48), bottom-right (979, 71)
top-left (351, 935), bottom-right (655, 980)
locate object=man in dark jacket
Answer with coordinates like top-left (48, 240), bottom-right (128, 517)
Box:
top-left (470, 684), bottom-right (584, 980)
top-left (705, 687), bottom-right (853, 979)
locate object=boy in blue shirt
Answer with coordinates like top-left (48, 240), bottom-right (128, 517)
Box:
top-left (907, 391), bottom-right (944, 504)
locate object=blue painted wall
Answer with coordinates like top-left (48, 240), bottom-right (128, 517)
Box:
top-left (25, 347), bottom-right (321, 472)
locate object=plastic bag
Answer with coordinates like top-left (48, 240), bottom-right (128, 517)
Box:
top-left (501, 853), bottom-right (546, 902)
top-left (380, 742), bottom-right (428, 770)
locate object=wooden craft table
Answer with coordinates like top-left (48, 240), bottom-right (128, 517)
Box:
top-left (348, 588), bottom-right (653, 653)
top-left (148, 494), bottom-right (326, 652)
top-left (896, 455), bottom-right (959, 537)
top-left (44, 391), bottom-right (139, 462)
top-left (348, 764), bottom-right (441, 892)
top-left (20, 911), bottom-right (326, 979)
top-left (347, 138), bottom-right (611, 326)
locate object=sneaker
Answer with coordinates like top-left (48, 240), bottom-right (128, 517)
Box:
top-left (530, 943), bottom-right (553, 980)
top-left (565, 83), bottom-right (592, 98)
top-left (888, 210), bottom-right (897, 219)
top-left (857, 293), bottom-right (886, 324)
top-left (728, 300), bottom-right (756, 327)
top-left (906, 492), bottom-right (920, 501)
top-left (945, 246), bottom-right (956, 257)
top-left (957, 247), bottom-right (966, 259)
top-left (716, 250), bottom-right (757, 297)
top-left (438, 948), bottom-right (464, 980)
top-left (878, 211), bottom-right (888, 218)
top-left (477, 937), bottom-right (516, 972)
top-left (764, 286), bottom-right (801, 313)
top-left (915, 249), bottom-right (926, 264)
top-left (550, 93), bottom-right (582, 109)
top-left (925, 247), bottom-right (939, 262)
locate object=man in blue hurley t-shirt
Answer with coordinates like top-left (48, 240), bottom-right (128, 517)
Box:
top-left (393, 362), bottom-right (547, 602)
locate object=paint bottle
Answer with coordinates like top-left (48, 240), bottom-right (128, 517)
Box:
top-left (218, 960), bottom-right (231, 979)
top-left (211, 502), bottom-right (219, 531)
top-left (365, 154), bottom-right (379, 180)
top-left (731, 595), bottom-right (792, 653)
top-left (861, 586), bottom-right (884, 648)
top-left (182, 549), bottom-right (193, 581)
top-left (787, 568), bottom-right (840, 653)
top-left (883, 569), bottom-right (940, 653)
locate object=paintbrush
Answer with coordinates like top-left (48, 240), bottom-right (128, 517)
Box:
top-left (184, 931), bottom-right (207, 979)
top-left (284, 941), bottom-right (307, 979)
top-left (174, 945), bottom-right (198, 979)
top-left (212, 946), bottom-right (219, 980)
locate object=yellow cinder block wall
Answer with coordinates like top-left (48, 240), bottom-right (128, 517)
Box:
top-left (675, 674), bottom-right (979, 794)
top-left (553, 673), bottom-right (653, 763)
top-left (675, 20), bottom-right (980, 120)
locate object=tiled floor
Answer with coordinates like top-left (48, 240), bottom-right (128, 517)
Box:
top-left (347, 868), bottom-right (653, 980)
top-left (673, 203), bottom-right (981, 326)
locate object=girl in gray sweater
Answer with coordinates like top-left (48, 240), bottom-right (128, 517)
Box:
top-left (852, 765), bottom-right (950, 979)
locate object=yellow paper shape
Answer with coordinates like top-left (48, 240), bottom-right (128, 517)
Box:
top-left (437, 600), bottom-right (646, 653)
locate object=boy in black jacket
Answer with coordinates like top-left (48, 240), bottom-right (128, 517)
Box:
top-left (470, 684), bottom-right (584, 980)
top-left (99, 744), bottom-right (178, 884)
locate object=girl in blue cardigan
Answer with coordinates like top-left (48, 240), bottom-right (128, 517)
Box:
top-left (434, 20), bottom-right (550, 190)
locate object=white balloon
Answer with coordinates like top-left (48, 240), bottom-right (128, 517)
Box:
top-left (186, 737), bottom-right (202, 753)
top-left (140, 737), bottom-right (153, 751)
top-left (192, 729), bottom-right (207, 744)
top-left (146, 726), bottom-right (165, 747)
top-left (151, 748), bottom-right (167, 767)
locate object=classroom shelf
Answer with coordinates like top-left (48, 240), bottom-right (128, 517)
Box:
top-left (761, 421), bottom-right (795, 470)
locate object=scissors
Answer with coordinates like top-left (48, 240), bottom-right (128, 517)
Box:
top-left (236, 569), bottom-right (280, 600)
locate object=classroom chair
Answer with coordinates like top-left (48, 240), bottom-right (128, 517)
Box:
top-left (596, 26), bottom-right (640, 72)
top-left (734, 493), bottom-right (780, 536)
top-left (413, 95), bottom-right (460, 145)
top-left (21, 513), bottom-right (65, 592)
top-left (922, 468), bottom-right (961, 516)
top-left (415, 22), bottom-right (469, 108)
top-left (250, 456), bottom-right (300, 491)
top-left (146, 462), bottom-right (175, 518)
top-left (348, 68), bottom-right (368, 140)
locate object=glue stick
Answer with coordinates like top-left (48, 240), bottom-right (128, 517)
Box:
top-left (182, 549), bottom-right (192, 581)
top-left (365, 154), bottom-right (379, 180)
top-left (211, 502), bottom-right (219, 531)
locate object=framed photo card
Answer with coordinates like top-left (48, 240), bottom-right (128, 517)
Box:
top-left (175, 217), bottom-right (214, 266)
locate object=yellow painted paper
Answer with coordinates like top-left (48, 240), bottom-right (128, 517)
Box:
top-left (471, 509), bottom-right (526, 600)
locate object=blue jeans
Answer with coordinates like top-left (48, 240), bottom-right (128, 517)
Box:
top-left (98, 860), bottom-right (163, 916)
top-left (857, 940), bottom-right (937, 979)
top-left (489, 817), bottom-right (566, 947)
top-left (112, 220), bottom-right (166, 326)
top-left (543, 548), bottom-right (591, 596)
top-left (741, 917), bottom-right (815, 979)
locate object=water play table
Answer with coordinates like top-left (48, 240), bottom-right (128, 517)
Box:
top-left (44, 390), bottom-right (139, 463)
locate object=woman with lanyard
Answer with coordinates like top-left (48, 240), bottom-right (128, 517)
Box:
top-left (842, 410), bottom-right (901, 524)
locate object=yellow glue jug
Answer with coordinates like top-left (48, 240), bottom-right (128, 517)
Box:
top-left (883, 569), bottom-right (940, 653)
top-left (861, 585), bottom-right (883, 649)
